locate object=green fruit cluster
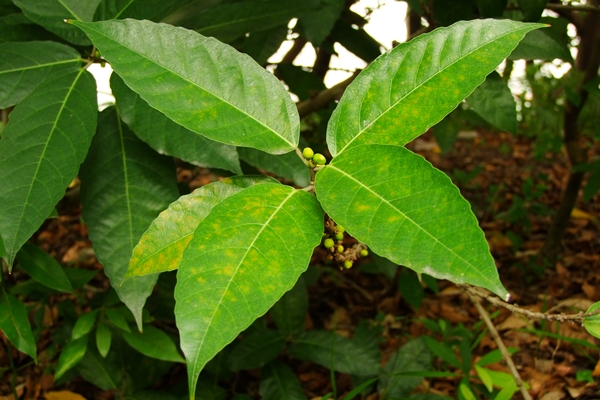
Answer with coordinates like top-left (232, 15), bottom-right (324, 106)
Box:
top-left (302, 147), bottom-right (327, 167)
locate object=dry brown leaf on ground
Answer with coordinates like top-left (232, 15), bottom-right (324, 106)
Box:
top-left (45, 391), bottom-right (87, 400)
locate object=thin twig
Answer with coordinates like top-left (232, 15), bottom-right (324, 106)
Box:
top-left (462, 285), bottom-right (600, 323)
top-left (468, 292), bottom-right (533, 400)
top-left (296, 72), bottom-right (359, 118)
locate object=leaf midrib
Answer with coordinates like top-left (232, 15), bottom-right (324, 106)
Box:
top-left (191, 187), bottom-right (296, 377)
top-left (335, 24), bottom-right (533, 156)
top-left (324, 162), bottom-right (490, 285)
top-left (76, 21), bottom-right (296, 150)
top-left (0, 58), bottom-right (80, 76)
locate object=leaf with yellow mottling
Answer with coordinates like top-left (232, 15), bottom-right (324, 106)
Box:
top-left (327, 19), bottom-right (544, 157)
top-left (314, 144), bottom-right (508, 299)
top-left (126, 176), bottom-right (276, 278)
top-left (174, 183), bottom-right (323, 398)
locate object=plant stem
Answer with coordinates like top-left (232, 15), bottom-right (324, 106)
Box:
top-left (7, 342), bottom-right (19, 400)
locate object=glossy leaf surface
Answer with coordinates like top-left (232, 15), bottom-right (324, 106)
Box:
top-left (0, 289), bottom-right (37, 361)
top-left (174, 183), bottom-right (323, 397)
top-left (466, 71), bottom-right (516, 134)
top-left (122, 325), bottom-right (185, 363)
top-left (314, 145), bottom-right (508, 299)
top-left (127, 176), bottom-right (276, 278)
top-left (288, 330), bottom-right (380, 376)
top-left (13, 0), bottom-right (102, 45)
top-left (79, 108), bottom-right (179, 328)
top-left (260, 361), bottom-right (306, 400)
top-left (55, 335), bottom-right (88, 379)
top-left (509, 17), bottom-right (572, 63)
top-left (327, 19), bottom-right (543, 157)
top-left (16, 244), bottom-right (74, 293)
top-left (111, 74), bottom-right (242, 174)
top-left (71, 19), bottom-right (300, 154)
top-left (72, 310), bottom-right (99, 340)
top-left (0, 41), bottom-right (81, 108)
top-left (238, 147), bottom-right (310, 188)
top-left (0, 69), bottom-right (97, 266)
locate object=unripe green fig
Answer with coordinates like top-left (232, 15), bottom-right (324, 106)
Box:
top-left (360, 249), bottom-right (369, 257)
top-left (336, 225), bottom-right (345, 233)
top-left (302, 147), bottom-right (314, 159)
top-left (313, 153), bottom-right (326, 165)
top-left (324, 238), bottom-right (335, 249)
top-left (335, 232), bottom-right (344, 241)
top-left (344, 260), bottom-right (353, 269)
top-left (336, 245), bottom-right (344, 253)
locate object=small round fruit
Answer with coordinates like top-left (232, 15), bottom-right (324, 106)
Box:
top-left (336, 245), bottom-right (344, 253)
top-left (324, 238), bottom-right (335, 249)
top-left (302, 147), bottom-right (314, 160)
top-left (344, 260), bottom-right (353, 269)
top-left (335, 232), bottom-right (344, 240)
top-left (313, 153), bottom-right (326, 165)
top-left (360, 249), bottom-right (369, 257)
top-left (336, 225), bottom-right (345, 233)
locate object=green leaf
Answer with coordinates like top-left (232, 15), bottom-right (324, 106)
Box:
top-left (516, 0), bottom-right (547, 21)
top-left (111, 73), bottom-right (242, 174)
top-left (174, 183), bottom-right (323, 397)
top-left (260, 360), bottom-right (307, 400)
top-left (329, 19), bottom-right (382, 63)
top-left (583, 301), bottom-right (600, 339)
top-left (0, 68), bottom-right (97, 266)
top-left (509, 17), bottom-right (573, 63)
top-left (12, 0), bottom-right (102, 45)
top-left (79, 107), bottom-right (179, 328)
top-left (16, 244), bottom-right (74, 293)
top-left (106, 308), bottom-right (130, 332)
top-left (343, 378), bottom-right (379, 400)
top-left (0, 288), bottom-right (37, 361)
top-left (298, 0), bottom-right (344, 47)
top-left (238, 147), bottom-right (311, 187)
top-left (327, 19), bottom-right (544, 157)
top-left (378, 338), bottom-right (431, 398)
top-left (77, 345), bottom-right (120, 390)
top-left (64, 268), bottom-right (98, 289)
top-left (70, 19), bottom-right (300, 155)
top-left (127, 176), bottom-right (276, 278)
top-left (243, 25), bottom-right (289, 66)
top-left (190, 0), bottom-right (319, 43)
top-left (476, 347), bottom-right (518, 366)
top-left (96, 321), bottom-right (112, 358)
top-left (72, 309), bottom-right (99, 340)
top-left (55, 334), bottom-right (88, 380)
top-left (475, 0), bottom-right (508, 18)
top-left (93, 0), bottom-right (180, 21)
top-left (314, 144), bottom-right (509, 299)
top-left (122, 325), bottom-right (185, 363)
top-left (228, 329), bottom-right (285, 371)
top-left (466, 71), bottom-right (517, 134)
top-left (277, 64), bottom-right (327, 101)
top-left (474, 365), bottom-right (494, 392)
top-left (269, 276), bottom-right (308, 337)
top-left (398, 268), bottom-right (424, 309)
top-left (0, 41), bottom-right (81, 108)
top-left (288, 330), bottom-right (380, 376)
top-left (432, 0), bottom-right (477, 26)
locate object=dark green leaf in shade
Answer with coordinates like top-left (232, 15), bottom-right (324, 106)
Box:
top-left (79, 107), bottom-right (179, 329)
top-left (12, 0), bottom-right (102, 45)
top-left (0, 13), bottom-right (62, 44)
top-left (72, 309), bottom-right (99, 340)
top-left (64, 268), bottom-right (98, 289)
top-left (16, 244), bottom-right (73, 293)
top-left (475, 0), bottom-right (508, 18)
top-left (70, 19), bottom-right (300, 155)
top-left (432, 0), bottom-right (477, 26)
top-left (96, 321), bottom-right (112, 357)
top-left (378, 338), bottom-right (432, 398)
top-left (106, 308), bottom-right (130, 332)
top-left (0, 69), bottom-right (97, 266)
top-left (243, 25), bottom-right (289, 66)
top-left (195, 375), bottom-right (227, 400)
top-left (298, 0), bottom-right (344, 47)
top-left (398, 268), bottom-right (424, 309)
top-left (358, 252), bottom-right (398, 281)
top-left (288, 330), bottom-right (380, 376)
top-left (583, 301), bottom-right (600, 339)
top-left (122, 325), bottom-right (184, 363)
top-left (260, 360), bottom-right (307, 400)
top-left (0, 41), bottom-right (81, 108)
top-left (190, 0), bottom-right (319, 43)
top-left (422, 336), bottom-right (461, 369)
top-left (93, 0), bottom-right (181, 21)
top-left (238, 147), bottom-right (311, 187)
top-left (509, 17), bottom-right (573, 63)
top-left (327, 19), bottom-right (544, 157)
top-left (0, 288), bottom-right (37, 361)
top-left (277, 64), bottom-right (327, 101)
top-left (174, 183), bottom-right (324, 397)
top-left (228, 329), bottom-right (285, 371)
top-left (77, 345), bottom-right (120, 390)
top-left (431, 112), bottom-right (460, 154)
top-left (329, 19), bottom-right (382, 63)
top-left (466, 71), bottom-right (517, 134)
top-left (111, 73), bottom-right (242, 174)
top-left (269, 275), bottom-right (308, 337)
top-left (0, 234), bottom-right (6, 260)
top-left (127, 176), bottom-right (276, 278)
top-left (55, 334), bottom-right (88, 380)
top-left (516, 0), bottom-right (547, 21)
top-left (314, 145), bottom-right (509, 299)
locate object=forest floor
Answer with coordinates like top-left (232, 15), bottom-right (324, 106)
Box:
top-left (1, 129), bottom-right (600, 400)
